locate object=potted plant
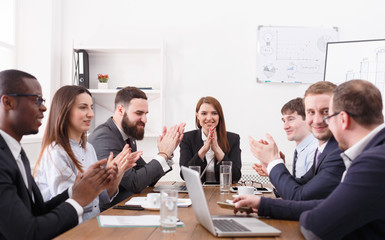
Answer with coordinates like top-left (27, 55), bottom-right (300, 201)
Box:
top-left (97, 74), bottom-right (109, 89)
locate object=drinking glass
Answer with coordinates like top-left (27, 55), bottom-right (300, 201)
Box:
top-left (160, 188), bottom-right (178, 232)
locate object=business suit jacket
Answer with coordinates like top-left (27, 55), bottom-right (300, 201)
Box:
top-left (88, 117), bottom-right (165, 210)
top-left (179, 129), bottom-right (242, 183)
top-left (0, 135), bottom-right (77, 240)
top-left (269, 136), bottom-right (345, 200)
top-left (259, 127), bottom-right (385, 239)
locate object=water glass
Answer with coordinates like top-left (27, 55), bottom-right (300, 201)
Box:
top-left (220, 164), bottom-right (232, 194)
top-left (189, 166), bottom-right (201, 176)
top-left (160, 188), bottom-right (178, 232)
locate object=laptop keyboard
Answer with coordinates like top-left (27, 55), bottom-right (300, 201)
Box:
top-left (213, 219), bottom-right (251, 232)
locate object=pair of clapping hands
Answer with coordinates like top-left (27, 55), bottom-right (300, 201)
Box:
top-left (249, 134), bottom-right (284, 177)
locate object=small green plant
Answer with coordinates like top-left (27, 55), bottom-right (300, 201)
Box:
top-left (97, 74), bottom-right (109, 83)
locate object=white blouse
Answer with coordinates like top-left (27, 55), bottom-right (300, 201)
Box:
top-left (201, 129), bottom-right (216, 182)
top-left (34, 139), bottom-right (112, 222)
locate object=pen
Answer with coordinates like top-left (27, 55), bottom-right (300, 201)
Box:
top-left (112, 205), bottom-right (145, 210)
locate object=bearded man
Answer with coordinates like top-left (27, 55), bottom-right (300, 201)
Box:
top-left (89, 87), bottom-right (185, 210)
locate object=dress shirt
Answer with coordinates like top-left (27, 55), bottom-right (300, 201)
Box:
top-left (340, 123), bottom-right (385, 182)
top-left (112, 119), bottom-right (171, 172)
top-left (294, 134), bottom-right (318, 177)
top-left (35, 139), bottom-right (114, 222)
top-left (201, 129), bottom-right (216, 182)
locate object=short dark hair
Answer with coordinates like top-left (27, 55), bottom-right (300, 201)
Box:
top-left (114, 87), bottom-right (147, 109)
top-left (333, 79), bottom-right (384, 126)
top-left (0, 69), bottom-right (36, 96)
top-left (281, 97), bottom-right (305, 120)
top-left (304, 81), bottom-right (336, 98)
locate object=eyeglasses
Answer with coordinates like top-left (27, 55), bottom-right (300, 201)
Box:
top-left (238, 180), bottom-right (263, 188)
top-left (323, 111), bottom-right (341, 125)
top-left (7, 94), bottom-right (46, 107)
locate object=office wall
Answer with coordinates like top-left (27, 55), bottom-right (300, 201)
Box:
top-left (18, 0), bottom-right (385, 179)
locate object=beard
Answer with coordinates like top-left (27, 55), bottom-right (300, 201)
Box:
top-left (121, 112), bottom-right (145, 140)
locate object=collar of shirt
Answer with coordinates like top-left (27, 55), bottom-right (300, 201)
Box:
top-left (341, 122), bottom-right (385, 170)
top-left (200, 128), bottom-right (207, 142)
top-left (317, 139), bottom-right (328, 155)
top-left (112, 118), bottom-right (129, 141)
top-left (296, 134), bottom-right (317, 153)
top-left (0, 129), bottom-right (22, 160)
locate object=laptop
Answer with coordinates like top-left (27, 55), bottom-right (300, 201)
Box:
top-left (181, 166), bottom-right (281, 237)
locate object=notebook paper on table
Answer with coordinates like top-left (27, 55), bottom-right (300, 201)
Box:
top-left (98, 215), bottom-right (184, 228)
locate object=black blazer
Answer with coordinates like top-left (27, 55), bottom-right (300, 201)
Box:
top-left (269, 136), bottom-right (345, 200)
top-left (88, 117), bottom-right (166, 210)
top-left (179, 129), bottom-right (242, 183)
top-left (0, 135), bottom-right (78, 240)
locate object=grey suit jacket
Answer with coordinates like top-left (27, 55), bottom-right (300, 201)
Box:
top-left (88, 117), bottom-right (165, 210)
top-left (0, 135), bottom-right (78, 240)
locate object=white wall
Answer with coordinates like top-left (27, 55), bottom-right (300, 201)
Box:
top-left (17, 0), bottom-right (385, 179)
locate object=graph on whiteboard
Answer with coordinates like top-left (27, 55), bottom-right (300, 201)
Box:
top-left (257, 26), bottom-right (338, 83)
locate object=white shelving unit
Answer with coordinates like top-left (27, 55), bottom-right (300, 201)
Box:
top-left (72, 43), bottom-right (165, 138)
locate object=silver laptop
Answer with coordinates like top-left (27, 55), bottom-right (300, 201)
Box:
top-left (181, 166), bottom-right (281, 237)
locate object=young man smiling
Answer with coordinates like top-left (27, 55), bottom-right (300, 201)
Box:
top-left (250, 81), bottom-right (345, 201)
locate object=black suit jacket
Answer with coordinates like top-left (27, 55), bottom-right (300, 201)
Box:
top-left (0, 135), bottom-right (77, 240)
top-left (259, 127), bottom-right (385, 239)
top-left (179, 129), bottom-right (242, 183)
top-left (269, 136), bottom-right (345, 200)
top-left (88, 117), bottom-right (165, 210)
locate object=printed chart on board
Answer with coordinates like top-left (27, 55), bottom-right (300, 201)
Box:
top-left (324, 39), bottom-right (385, 115)
top-left (257, 26), bottom-right (338, 84)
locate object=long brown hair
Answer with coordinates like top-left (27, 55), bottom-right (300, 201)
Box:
top-left (34, 85), bottom-right (92, 175)
top-left (195, 96), bottom-right (230, 153)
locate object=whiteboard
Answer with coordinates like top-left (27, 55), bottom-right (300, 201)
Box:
top-left (257, 26), bottom-right (339, 84)
top-left (324, 39), bottom-right (385, 115)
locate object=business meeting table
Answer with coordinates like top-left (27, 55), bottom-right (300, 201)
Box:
top-left (55, 182), bottom-right (304, 240)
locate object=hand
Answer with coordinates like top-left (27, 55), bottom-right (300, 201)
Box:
top-left (198, 128), bottom-right (214, 159)
top-left (157, 123), bottom-right (185, 157)
top-left (72, 159), bottom-right (111, 207)
top-left (105, 145), bottom-right (142, 197)
top-left (253, 163), bottom-right (268, 177)
top-left (232, 195), bottom-right (261, 214)
top-left (108, 144), bottom-right (141, 176)
top-left (249, 134), bottom-right (279, 166)
top-left (210, 128), bottom-right (225, 163)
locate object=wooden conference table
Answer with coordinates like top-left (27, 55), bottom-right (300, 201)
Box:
top-left (55, 182), bottom-right (304, 240)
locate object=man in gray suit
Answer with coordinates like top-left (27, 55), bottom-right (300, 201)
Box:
top-left (89, 87), bottom-right (185, 210)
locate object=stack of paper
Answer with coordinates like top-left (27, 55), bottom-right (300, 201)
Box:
top-left (125, 197), bottom-right (192, 208)
top-left (98, 215), bottom-right (184, 228)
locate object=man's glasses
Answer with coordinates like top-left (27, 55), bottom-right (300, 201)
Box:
top-left (323, 111), bottom-right (341, 125)
top-left (7, 94), bottom-right (46, 107)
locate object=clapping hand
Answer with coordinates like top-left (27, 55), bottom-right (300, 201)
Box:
top-left (249, 134), bottom-right (279, 166)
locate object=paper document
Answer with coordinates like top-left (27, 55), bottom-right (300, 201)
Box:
top-left (98, 215), bottom-right (184, 227)
top-left (125, 197), bottom-right (192, 208)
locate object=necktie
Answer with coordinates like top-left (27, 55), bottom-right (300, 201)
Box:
top-left (20, 148), bottom-right (33, 197)
top-left (315, 149), bottom-right (322, 167)
top-left (125, 137), bottom-right (130, 145)
top-left (292, 149), bottom-right (298, 178)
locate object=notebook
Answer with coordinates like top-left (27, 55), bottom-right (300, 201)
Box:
top-left (153, 185), bottom-right (188, 193)
top-left (181, 166), bottom-right (281, 237)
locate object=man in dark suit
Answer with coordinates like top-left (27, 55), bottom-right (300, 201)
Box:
top-left (0, 69), bottom-right (117, 240)
top-left (250, 81), bottom-right (345, 200)
top-left (88, 87), bottom-right (185, 210)
top-left (235, 79), bottom-right (385, 239)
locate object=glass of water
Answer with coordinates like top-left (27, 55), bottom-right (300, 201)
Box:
top-left (220, 162), bottom-right (232, 194)
top-left (160, 188), bottom-right (178, 233)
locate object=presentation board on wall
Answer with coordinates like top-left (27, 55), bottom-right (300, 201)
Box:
top-left (257, 26), bottom-right (338, 84)
top-left (324, 39), bottom-right (385, 114)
